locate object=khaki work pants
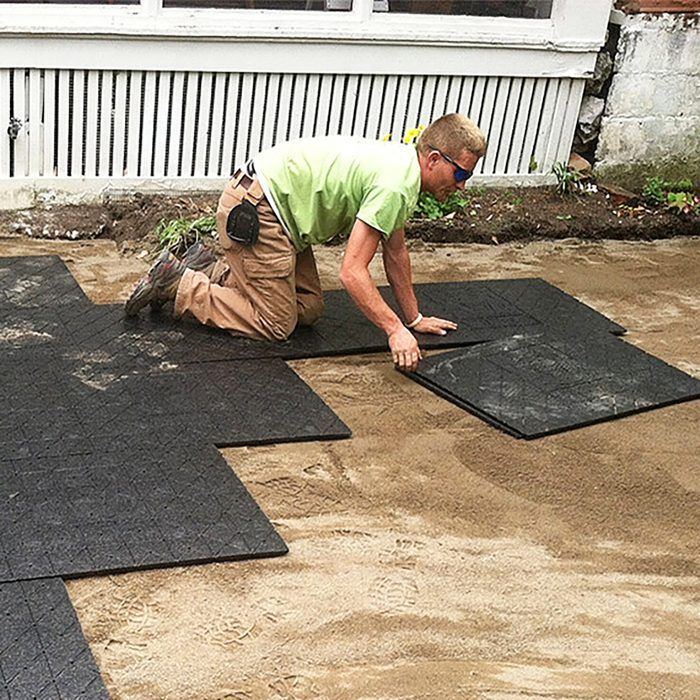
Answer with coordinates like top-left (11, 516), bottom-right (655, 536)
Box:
top-left (175, 170), bottom-right (324, 341)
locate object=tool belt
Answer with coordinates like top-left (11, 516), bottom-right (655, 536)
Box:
top-left (226, 161), bottom-right (262, 247)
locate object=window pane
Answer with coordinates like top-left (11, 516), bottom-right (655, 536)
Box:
top-left (384, 1), bottom-right (552, 18)
top-left (162, 0), bottom-right (353, 9)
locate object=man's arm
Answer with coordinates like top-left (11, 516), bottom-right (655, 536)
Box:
top-left (380, 227), bottom-right (419, 325)
top-left (381, 227), bottom-right (458, 336)
top-left (340, 219), bottom-right (422, 372)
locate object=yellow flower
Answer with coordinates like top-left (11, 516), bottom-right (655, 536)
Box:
top-left (403, 125), bottom-right (425, 144)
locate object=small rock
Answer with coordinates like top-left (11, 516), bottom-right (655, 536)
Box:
top-left (569, 153), bottom-right (592, 176)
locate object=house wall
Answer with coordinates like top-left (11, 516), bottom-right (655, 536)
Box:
top-left (0, 0), bottom-right (613, 208)
top-left (596, 10), bottom-right (700, 189)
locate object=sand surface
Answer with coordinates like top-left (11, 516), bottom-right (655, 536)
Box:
top-left (1, 236), bottom-right (699, 699)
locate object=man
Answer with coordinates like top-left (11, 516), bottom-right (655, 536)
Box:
top-left (125, 113), bottom-right (486, 372)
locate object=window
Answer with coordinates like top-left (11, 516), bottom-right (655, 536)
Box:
top-left (156, 0), bottom-right (551, 11)
top-left (0, 0), bottom-right (554, 18)
top-left (0, 0), bottom-right (564, 38)
top-left (385, 1), bottom-right (552, 17)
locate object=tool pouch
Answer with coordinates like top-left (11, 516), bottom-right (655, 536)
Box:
top-left (226, 200), bottom-right (260, 247)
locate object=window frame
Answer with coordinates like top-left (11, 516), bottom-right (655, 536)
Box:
top-left (0, 0), bottom-right (610, 52)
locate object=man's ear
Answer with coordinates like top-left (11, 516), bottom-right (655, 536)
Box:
top-left (426, 150), bottom-right (441, 169)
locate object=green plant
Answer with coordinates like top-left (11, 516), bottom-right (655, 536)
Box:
top-left (415, 191), bottom-right (470, 220)
top-left (672, 178), bottom-right (694, 192)
top-left (643, 176), bottom-right (695, 207)
top-left (642, 176), bottom-right (667, 206)
top-left (505, 192), bottom-right (524, 207)
top-left (528, 157), bottom-right (539, 173)
top-left (551, 161), bottom-right (584, 195)
top-left (666, 191), bottom-right (699, 215)
top-left (155, 214), bottom-right (216, 254)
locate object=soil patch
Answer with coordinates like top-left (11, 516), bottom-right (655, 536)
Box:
top-left (0, 192), bottom-right (215, 253)
top-left (1, 186), bottom-right (697, 255)
top-left (406, 186), bottom-right (700, 243)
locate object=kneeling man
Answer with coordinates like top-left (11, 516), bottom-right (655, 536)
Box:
top-left (125, 113), bottom-right (486, 371)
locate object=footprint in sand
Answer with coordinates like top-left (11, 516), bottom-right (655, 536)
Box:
top-left (196, 615), bottom-right (259, 648)
top-left (369, 574), bottom-right (419, 614)
top-left (378, 537), bottom-right (426, 570)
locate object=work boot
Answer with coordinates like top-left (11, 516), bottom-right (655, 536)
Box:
top-left (149, 241), bottom-right (218, 310)
top-left (124, 250), bottom-right (186, 317)
top-left (181, 240), bottom-right (218, 278)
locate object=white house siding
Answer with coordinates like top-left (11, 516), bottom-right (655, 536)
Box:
top-left (0, 0), bottom-right (612, 207)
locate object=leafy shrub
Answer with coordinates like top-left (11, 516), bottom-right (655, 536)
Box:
top-left (155, 215), bottom-right (216, 254)
top-left (415, 191), bottom-right (470, 220)
top-left (642, 176), bottom-right (667, 207)
top-left (643, 176), bottom-right (695, 208)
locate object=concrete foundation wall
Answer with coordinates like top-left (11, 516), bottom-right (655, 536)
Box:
top-left (596, 12), bottom-right (700, 189)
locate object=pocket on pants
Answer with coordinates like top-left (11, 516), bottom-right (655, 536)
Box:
top-left (242, 251), bottom-right (294, 280)
top-left (241, 250), bottom-right (297, 340)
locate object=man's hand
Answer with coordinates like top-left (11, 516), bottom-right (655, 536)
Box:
top-left (413, 316), bottom-right (458, 336)
top-left (389, 326), bottom-right (423, 372)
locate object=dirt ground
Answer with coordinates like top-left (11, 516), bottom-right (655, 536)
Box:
top-left (1, 185), bottom-right (697, 253)
top-left (1, 235), bottom-right (699, 700)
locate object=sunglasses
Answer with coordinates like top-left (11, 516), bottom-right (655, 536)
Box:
top-left (428, 144), bottom-right (473, 183)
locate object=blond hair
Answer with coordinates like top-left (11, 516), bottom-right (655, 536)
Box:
top-left (416, 113), bottom-right (487, 159)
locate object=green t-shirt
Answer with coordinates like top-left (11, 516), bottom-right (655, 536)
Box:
top-left (254, 136), bottom-right (421, 251)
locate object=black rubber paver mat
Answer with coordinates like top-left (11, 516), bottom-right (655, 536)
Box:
top-left (469, 278), bottom-right (626, 337)
top-left (3, 282), bottom-right (622, 362)
top-left (0, 354), bottom-right (350, 460)
top-left (1, 256), bottom-right (625, 363)
top-left (130, 278), bottom-right (623, 360)
top-left (0, 578), bottom-right (109, 699)
top-left (0, 254), bottom-right (648, 696)
top-left (278, 277), bottom-right (624, 357)
top-left (0, 355), bottom-right (346, 579)
top-left (0, 256), bottom-right (91, 310)
top-left (1, 256), bottom-right (350, 580)
top-left (0, 444), bottom-right (288, 581)
top-left (410, 331), bottom-right (700, 439)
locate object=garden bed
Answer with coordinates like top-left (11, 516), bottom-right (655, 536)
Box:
top-left (1, 185), bottom-right (697, 254)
